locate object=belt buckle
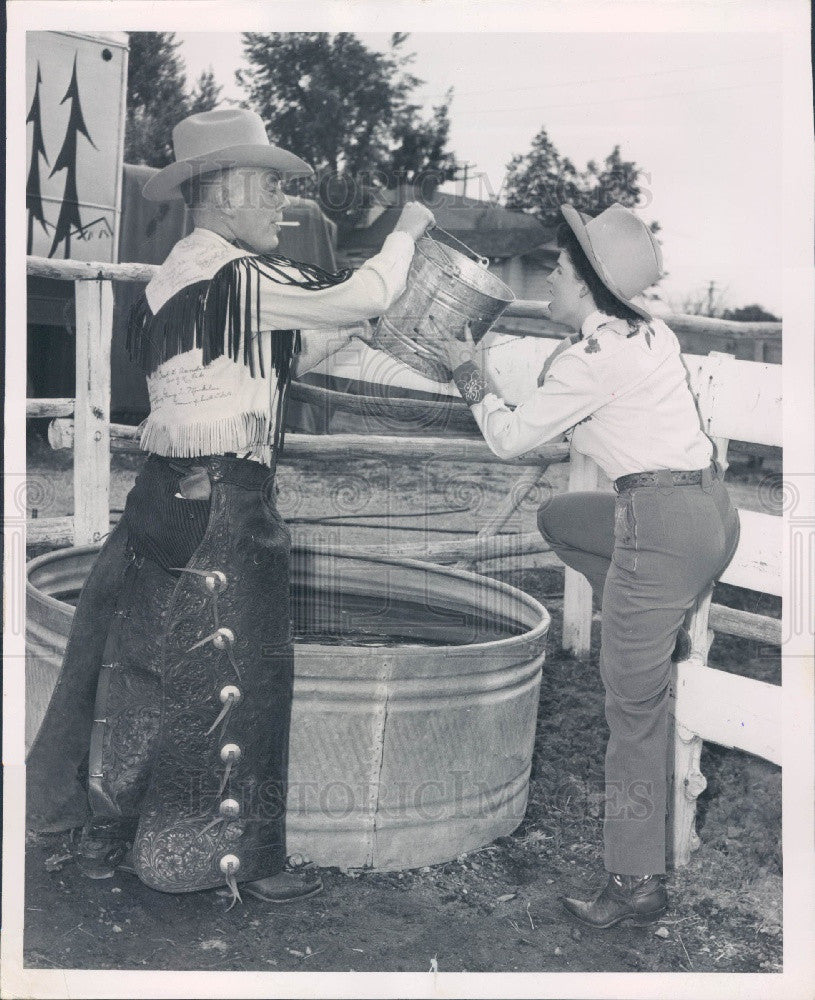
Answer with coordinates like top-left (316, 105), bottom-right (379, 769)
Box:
top-left (656, 469), bottom-right (674, 491)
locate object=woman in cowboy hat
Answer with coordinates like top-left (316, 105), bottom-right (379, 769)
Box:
top-left (424, 202), bottom-right (739, 928)
top-left (27, 109), bottom-right (435, 906)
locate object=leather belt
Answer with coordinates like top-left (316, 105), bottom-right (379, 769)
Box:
top-left (152, 453), bottom-right (272, 491)
top-left (614, 465), bottom-right (716, 493)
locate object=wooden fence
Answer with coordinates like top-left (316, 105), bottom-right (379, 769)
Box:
top-left (25, 255), bottom-right (783, 865)
top-left (498, 299), bottom-right (782, 363)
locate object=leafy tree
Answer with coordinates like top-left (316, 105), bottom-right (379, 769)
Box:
top-left (189, 69), bottom-right (223, 116)
top-left (384, 36), bottom-right (457, 189)
top-left (125, 33), bottom-right (221, 167)
top-left (238, 32), bottom-right (394, 177)
top-left (389, 88), bottom-right (458, 191)
top-left (504, 127), bottom-right (657, 232)
top-left (721, 303), bottom-right (780, 322)
top-left (504, 128), bottom-right (569, 224)
top-left (236, 32), bottom-right (458, 215)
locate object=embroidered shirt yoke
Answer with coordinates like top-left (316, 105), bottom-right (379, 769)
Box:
top-left (464, 310), bottom-right (713, 481)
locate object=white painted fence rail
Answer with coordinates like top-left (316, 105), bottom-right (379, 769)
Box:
top-left (27, 256), bottom-right (783, 869)
top-left (669, 351), bottom-right (782, 865)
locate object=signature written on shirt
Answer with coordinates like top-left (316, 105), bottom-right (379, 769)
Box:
top-left (149, 363), bottom-right (233, 407)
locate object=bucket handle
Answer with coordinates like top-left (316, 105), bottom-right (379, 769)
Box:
top-left (428, 224), bottom-right (491, 269)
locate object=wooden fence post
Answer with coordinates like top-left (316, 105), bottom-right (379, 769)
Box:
top-left (561, 449), bottom-right (600, 655)
top-left (667, 353), bottom-right (733, 866)
top-left (73, 279), bottom-right (112, 546)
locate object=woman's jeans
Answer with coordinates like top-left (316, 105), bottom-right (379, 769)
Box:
top-left (538, 471), bottom-right (740, 875)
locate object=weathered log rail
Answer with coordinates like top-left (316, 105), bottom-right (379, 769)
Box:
top-left (499, 298), bottom-right (781, 362)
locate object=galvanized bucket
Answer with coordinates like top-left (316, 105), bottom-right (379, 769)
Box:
top-left (372, 234), bottom-right (515, 383)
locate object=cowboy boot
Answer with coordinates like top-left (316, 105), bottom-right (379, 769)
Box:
top-left (560, 873), bottom-right (668, 928)
top-left (240, 869), bottom-right (323, 904)
top-left (74, 817), bottom-right (137, 880)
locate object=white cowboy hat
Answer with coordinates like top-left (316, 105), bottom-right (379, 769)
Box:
top-left (142, 109), bottom-right (314, 203)
top-left (560, 202), bottom-right (663, 321)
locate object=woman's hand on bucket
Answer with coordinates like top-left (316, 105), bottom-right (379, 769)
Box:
top-left (423, 321), bottom-right (485, 373)
top-left (394, 201), bottom-right (436, 241)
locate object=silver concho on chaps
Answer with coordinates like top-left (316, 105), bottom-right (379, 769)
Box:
top-left (128, 459), bottom-right (293, 895)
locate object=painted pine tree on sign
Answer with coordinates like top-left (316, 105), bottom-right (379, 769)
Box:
top-left (26, 62), bottom-right (49, 254)
top-left (48, 54), bottom-right (97, 258)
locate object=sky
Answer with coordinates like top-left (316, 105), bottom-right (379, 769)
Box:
top-left (177, 30), bottom-right (784, 314)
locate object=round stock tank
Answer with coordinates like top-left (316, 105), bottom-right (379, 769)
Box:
top-left (26, 542), bottom-right (549, 871)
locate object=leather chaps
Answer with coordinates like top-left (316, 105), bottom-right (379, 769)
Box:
top-left (27, 454), bottom-right (293, 893)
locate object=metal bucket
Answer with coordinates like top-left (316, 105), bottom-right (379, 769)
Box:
top-left (372, 236), bottom-right (516, 383)
top-left (26, 541), bottom-right (549, 871)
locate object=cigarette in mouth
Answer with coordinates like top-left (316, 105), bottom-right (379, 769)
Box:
top-left (277, 221), bottom-right (300, 227)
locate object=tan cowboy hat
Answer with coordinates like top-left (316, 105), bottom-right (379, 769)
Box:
top-left (560, 202), bottom-right (663, 321)
top-left (142, 109), bottom-right (314, 203)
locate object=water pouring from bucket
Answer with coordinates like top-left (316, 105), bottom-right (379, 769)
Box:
top-left (371, 225), bottom-right (516, 383)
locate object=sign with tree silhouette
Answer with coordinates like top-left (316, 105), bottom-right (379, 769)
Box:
top-left (47, 55), bottom-right (99, 258)
top-left (26, 62), bottom-right (49, 254)
top-left (26, 32), bottom-right (128, 262)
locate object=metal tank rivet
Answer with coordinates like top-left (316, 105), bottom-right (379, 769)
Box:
top-left (219, 798), bottom-right (241, 818)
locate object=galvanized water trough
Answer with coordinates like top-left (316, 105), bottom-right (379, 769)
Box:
top-left (26, 542), bottom-right (549, 871)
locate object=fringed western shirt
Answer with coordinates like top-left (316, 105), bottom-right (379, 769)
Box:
top-left (456, 310), bottom-right (713, 481)
top-left (130, 227), bottom-right (415, 463)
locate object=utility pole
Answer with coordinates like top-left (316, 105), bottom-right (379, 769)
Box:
top-left (706, 280), bottom-right (717, 317)
top-left (453, 162), bottom-right (476, 199)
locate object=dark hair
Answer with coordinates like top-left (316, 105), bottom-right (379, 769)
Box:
top-left (556, 221), bottom-right (642, 323)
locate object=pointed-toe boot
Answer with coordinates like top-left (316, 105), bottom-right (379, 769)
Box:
top-left (560, 873), bottom-right (668, 929)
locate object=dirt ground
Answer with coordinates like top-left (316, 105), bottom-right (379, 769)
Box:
top-left (22, 436), bottom-right (782, 973)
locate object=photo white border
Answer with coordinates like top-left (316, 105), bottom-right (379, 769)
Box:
top-left (4, 2), bottom-right (813, 998)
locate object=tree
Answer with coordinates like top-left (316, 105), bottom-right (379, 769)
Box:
top-left (383, 35), bottom-right (457, 189)
top-left (238, 33), bottom-right (393, 177)
top-left (236, 32), bottom-right (458, 214)
top-left (504, 127), bottom-right (657, 232)
top-left (389, 88), bottom-right (458, 191)
top-left (48, 55), bottom-right (97, 257)
top-left (125, 33), bottom-right (221, 167)
top-left (26, 62), bottom-right (49, 253)
top-left (504, 128), bottom-right (570, 225)
top-left (189, 69), bottom-right (223, 116)
top-left (722, 303), bottom-right (780, 322)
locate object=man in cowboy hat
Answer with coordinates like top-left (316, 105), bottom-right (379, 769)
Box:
top-left (27, 109), bottom-right (434, 905)
top-left (425, 202), bottom-right (739, 928)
